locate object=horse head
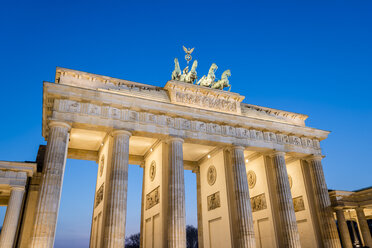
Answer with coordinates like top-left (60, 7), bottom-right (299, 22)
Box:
top-left (222, 69), bottom-right (231, 79)
top-left (209, 63), bottom-right (218, 75)
top-left (191, 60), bottom-right (198, 72)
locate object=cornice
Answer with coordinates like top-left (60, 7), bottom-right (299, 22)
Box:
top-left (55, 67), bottom-right (313, 127)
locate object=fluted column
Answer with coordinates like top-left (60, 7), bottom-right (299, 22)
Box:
top-left (335, 208), bottom-right (352, 248)
top-left (308, 156), bottom-right (341, 248)
top-left (167, 137), bottom-right (186, 248)
top-left (0, 186), bottom-right (25, 248)
top-left (30, 121), bottom-right (70, 248)
top-left (271, 151), bottom-right (301, 247)
top-left (231, 146), bottom-right (255, 248)
top-left (355, 207), bottom-right (372, 248)
top-left (140, 164), bottom-right (145, 248)
top-left (102, 130), bottom-right (131, 248)
top-left (193, 167), bottom-right (204, 248)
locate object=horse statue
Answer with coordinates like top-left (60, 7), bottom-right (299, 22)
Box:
top-left (181, 60), bottom-right (198, 84)
top-left (171, 58), bottom-right (181, 81)
top-left (211, 69), bottom-right (231, 91)
top-left (197, 63), bottom-right (218, 87)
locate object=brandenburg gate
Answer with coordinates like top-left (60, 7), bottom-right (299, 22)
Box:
top-left (1, 56), bottom-right (370, 248)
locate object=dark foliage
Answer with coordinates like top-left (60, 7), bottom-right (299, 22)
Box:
top-left (125, 225), bottom-right (198, 248)
top-left (186, 225), bottom-right (198, 248)
top-left (125, 233), bottom-right (140, 248)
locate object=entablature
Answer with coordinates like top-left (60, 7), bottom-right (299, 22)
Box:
top-left (42, 82), bottom-right (328, 156)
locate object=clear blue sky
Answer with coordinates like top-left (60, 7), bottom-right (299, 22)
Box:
top-left (0, 1), bottom-right (371, 247)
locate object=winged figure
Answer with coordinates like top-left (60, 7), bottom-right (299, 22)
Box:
top-left (183, 46), bottom-right (194, 55)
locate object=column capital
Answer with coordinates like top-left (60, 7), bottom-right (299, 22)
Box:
top-left (334, 206), bottom-right (346, 211)
top-left (192, 167), bottom-right (200, 174)
top-left (166, 136), bottom-right (184, 143)
top-left (306, 155), bottom-right (324, 162)
top-left (269, 150), bottom-right (286, 158)
top-left (11, 186), bottom-right (25, 191)
top-left (355, 206), bottom-right (365, 211)
top-left (111, 129), bottom-right (132, 137)
top-left (48, 121), bottom-right (71, 130)
top-left (232, 145), bottom-right (245, 151)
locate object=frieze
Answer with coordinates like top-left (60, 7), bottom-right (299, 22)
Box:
top-left (207, 191), bottom-right (221, 211)
top-left (54, 99), bottom-right (323, 153)
top-left (293, 196), bottom-right (305, 212)
top-left (164, 81), bottom-right (244, 114)
top-left (146, 186), bottom-right (160, 210)
top-left (251, 193), bottom-right (267, 212)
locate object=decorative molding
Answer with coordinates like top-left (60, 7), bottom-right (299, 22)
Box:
top-left (251, 193), bottom-right (267, 212)
top-left (164, 81), bottom-right (244, 114)
top-left (53, 99), bottom-right (323, 155)
top-left (146, 186), bottom-right (160, 210)
top-left (241, 103), bottom-right (308, 126)
top-left (207, 191), bottom-right (221, 211)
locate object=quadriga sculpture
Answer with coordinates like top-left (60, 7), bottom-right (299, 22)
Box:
top-left (196, 63), bottom-right (218, 87)
top-left (180, 60), bottom-right (198, 84)
top-left (171, 58), bottom-right (181, 81)
top-left (211, 69), bottom-right (231, 91)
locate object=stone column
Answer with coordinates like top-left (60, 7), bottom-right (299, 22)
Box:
top-left (0, 186), bottom-right (25, 248)
top-left (30, 121), bottom-right (70, 248)
top-left (140, 164), bottom-right (145, 248)
top-left (308, 156), bottom-right (341, 248)
top-left (335, 208), bottom-right (352, 248)
top-left (102, 130), bottom-right (131, 248)
top-left (270, 151), bottom-right (301, 248)
top-left (231, 146), bottom-right (255, 248)
top-left (355, 207), bottom-right (372, 248)
top-left (193, 167), bottom-right (204, 248)
top-left (167, 137), bottom-right (186, 248)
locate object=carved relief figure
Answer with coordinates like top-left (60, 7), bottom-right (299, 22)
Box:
top-left (207, 191), bottom-right (221, 211)
top-left (149, 160), bottom-right (156, 181)
top-left (207, 165), bottom-right (217, 186)
top-left (99, 156), bottom-right (104, 177)
top-left (247, 170), bottom-right (256, 189)
top-left (95, 183), bottom-right (104, 208)
top-left (171, 58), bottom-right (181, 81)
top-left (146, 186), bottom-right (160, 210)
top-left (251, 193), bottom-right (267, 212)
top-left (293, 196), bottom-right (305, 212)
top-left (197, 63), bottom-right (218, 87)
top-left (211, 69), bottom-right (231, 91)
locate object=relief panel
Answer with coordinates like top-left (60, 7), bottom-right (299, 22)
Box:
top-left (146, 186), bottom-right (160, 210)
top-left (251, 193), bottom-right (267, 212)
top-left (207, 191), bottom-right (221, 211)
